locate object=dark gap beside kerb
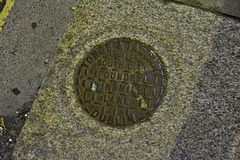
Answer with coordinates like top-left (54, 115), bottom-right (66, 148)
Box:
top-left (0, 0), bottom-right (6, 13)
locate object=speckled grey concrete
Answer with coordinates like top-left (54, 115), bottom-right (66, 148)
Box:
top-left (173, 0), bottom-right (240, 18)
top-left (0, 0), bottom-right (78, 116)
top-left (11, 0), bottom-right (240, 159)
top-left (170, 18), bottom-right (240, 159)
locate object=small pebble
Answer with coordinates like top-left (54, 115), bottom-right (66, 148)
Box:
top-left (44, 58), bottom-right (49, 64)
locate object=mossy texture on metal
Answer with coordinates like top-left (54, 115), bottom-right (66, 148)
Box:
top-left (75, 38), bottom-right (167, 126)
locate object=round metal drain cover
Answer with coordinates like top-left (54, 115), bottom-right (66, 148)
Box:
top-left (75, 38), bottom-right (167, 126)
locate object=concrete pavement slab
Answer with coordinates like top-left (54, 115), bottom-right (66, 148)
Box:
top-left (173, 0), bottom-right (240, 18)
top-left (11, 0), bottom-right (239, 159)
top-left (0, 0), bottom-right (78, 116)
top-left (170, 18), bottom-right (240, 159)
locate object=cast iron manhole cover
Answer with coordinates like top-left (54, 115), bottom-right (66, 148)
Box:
top-left (75, 38), bottom-right (167, 126)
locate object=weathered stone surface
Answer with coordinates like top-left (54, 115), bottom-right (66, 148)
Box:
top-left (11, 0), bottom-right (240, 159)
top-left (173, 0), bottom-right (240, 18)
top-left (170, 19), bottom-right (240, 160)
top-left (0, 0), bottom-right (78, 116)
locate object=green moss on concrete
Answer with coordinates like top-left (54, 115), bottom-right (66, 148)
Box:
top-left (12, 0), bottom-right (224, 159)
